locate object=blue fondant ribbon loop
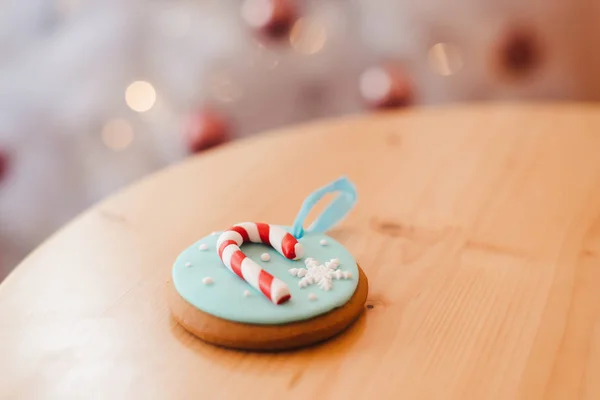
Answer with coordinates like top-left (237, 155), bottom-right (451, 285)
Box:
top-left (291, 176), bottom-right (357, 239)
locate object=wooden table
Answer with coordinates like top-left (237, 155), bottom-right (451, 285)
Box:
top-left (2, 103), bottom-right (600, 399)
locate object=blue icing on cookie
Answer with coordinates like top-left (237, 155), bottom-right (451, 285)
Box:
top-left (172, 228), bottom-right (359, 325)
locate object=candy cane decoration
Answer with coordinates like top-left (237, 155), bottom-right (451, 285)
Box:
top-left (216, 223), bottom-right (304, 304)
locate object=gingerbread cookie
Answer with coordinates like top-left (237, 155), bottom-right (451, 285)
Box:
top-left (168, 177), bottom-right (368, 350)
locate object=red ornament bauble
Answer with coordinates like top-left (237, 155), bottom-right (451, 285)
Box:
top-left (359, 63), bottom-right (412, 109)
top-left (0, 148), bottom-right (9, 185)
top-left (495, 26), bottom-right (542, 79)
top-left (241, 0), bottom-right (297, 39)
top-left (185, 109), bottom-right (232, 153)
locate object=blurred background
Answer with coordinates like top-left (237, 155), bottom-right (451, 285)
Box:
top-left (0, 0), bottom-right (599, 280)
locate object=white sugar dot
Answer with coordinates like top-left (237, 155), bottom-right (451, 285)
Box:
top-left (185, 262), bottom-right (192, 267)
top-left (319, 239), bottom-right (328, 246)
top-left (202, 277), bottom-right (214, 285)
top-left (243, 290), bottom-right (251, 297)
top-left (199, 243), bottom-right (209, 251)
top-left (210, 231), bottom-right (219, 236)
top-left (308, 293), bottom-right (318, 301)
top-left (260, 253), bottom-right (271, 262)
top-left (331, 258), bottom-right (340, 265)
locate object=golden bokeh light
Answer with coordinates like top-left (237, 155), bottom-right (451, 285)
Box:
top-left (289, 17), bottom-right (327, 55)
top-left (428, 43), bottom-right (463, 76)
top-left (125, 81), bottom-right (157, 112)
top-left (101, 119), bottom-right (134, 151)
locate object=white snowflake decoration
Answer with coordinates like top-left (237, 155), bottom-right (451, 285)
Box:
top-left (289, 257), bottom-right (352, 291)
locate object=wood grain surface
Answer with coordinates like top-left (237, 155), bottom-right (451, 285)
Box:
top-left (1, 103), bottom-right (600, 399)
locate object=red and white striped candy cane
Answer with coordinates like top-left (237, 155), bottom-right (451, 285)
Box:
top-left (216, 222), bottom-right (304, 305)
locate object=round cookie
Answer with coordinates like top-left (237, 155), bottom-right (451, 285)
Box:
top-left (167, 177), bottom-right (367, 350)
top-left (167, 266), bottom-right (368, 350)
